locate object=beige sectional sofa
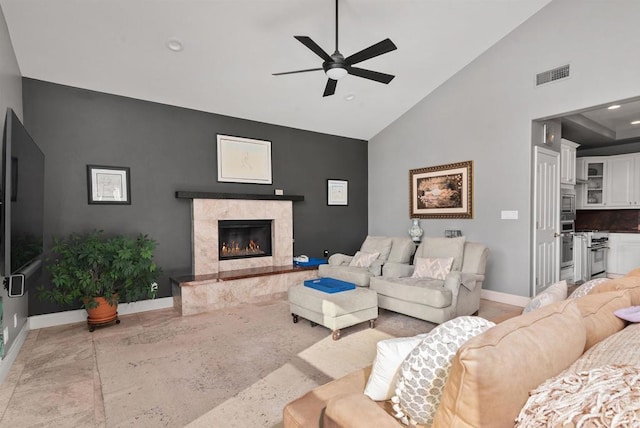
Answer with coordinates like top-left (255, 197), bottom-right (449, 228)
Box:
top-left (283, 271), bottom-right (640, 427)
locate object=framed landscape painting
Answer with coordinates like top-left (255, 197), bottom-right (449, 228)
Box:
top-left (409, 160), bottom-right (473, 219)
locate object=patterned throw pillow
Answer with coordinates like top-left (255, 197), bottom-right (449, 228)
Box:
top-left (568, 277), bottom-right (609, 299)
top-left (523, 280), bottom-right (567, 313)
top-left (348, 251), bottom-right (380, 268)
top-left (411, 257), bottom-right (454, 280)
top-left (391, 316), bottom-right (495, 426)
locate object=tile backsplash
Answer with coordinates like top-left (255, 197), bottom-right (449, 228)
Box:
top-left (575, 209), bottom-right (640, 232)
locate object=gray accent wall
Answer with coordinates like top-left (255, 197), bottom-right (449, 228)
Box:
top-left (368, 0), bottom-right (640, 298)
top-left (0, 4), bottom-right (27, 358)
top-left (23, 79), bottom-right (368, 316)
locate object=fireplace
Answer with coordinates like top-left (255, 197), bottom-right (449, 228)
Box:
top-left (218, 220), bottom-right (272, 260)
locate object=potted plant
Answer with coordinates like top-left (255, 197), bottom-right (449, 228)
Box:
top-left (40, 230), bottom-right (162, 329)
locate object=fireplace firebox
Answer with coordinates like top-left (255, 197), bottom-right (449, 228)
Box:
top-left (218, 220), bottom-right (272, 260)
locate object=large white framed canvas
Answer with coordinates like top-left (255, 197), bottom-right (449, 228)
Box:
top-left (217, 134), bottom-right (272, 184)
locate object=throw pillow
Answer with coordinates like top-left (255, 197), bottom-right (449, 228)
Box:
top-left (363, 333), bottom-right (430, 401)
top-left (411, 257), bottom-right (454, 280)
top-left (515, 365), bottom-right (640, 428)
top-left (360, 236), bottom-right (393, 262)
top-left (391, 316), bottom-right (495, 426)
top-left (348, 251), bottom-right (380, 268)
top-left (568, 277), bottom-right (609, 299)
top-left (419, 236), bottom-right (466, 271)
top-left (614, 305), bottom-right (640, 322)
top-left (523, 280), bottom-right (568, 313)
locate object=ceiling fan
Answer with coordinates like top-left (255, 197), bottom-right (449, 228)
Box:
top-left (273, 0), bottom-right (397, 97)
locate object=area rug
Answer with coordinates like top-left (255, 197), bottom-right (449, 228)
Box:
top-left (93, 300), bottom-right (434, 427)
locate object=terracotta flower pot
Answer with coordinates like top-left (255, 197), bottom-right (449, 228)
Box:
top-left (85, 296), bottom-right (119, 331)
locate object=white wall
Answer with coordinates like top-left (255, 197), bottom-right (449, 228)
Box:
top-left (368, 0), bottom-right (640, 297)
top-left (0, 4), bottom-right (26, 356)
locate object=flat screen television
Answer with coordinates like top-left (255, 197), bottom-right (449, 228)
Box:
top-left (1, 108), bottom-right (45, 296)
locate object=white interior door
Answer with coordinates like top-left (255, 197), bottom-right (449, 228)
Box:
top-left (533, 146), bottom-right (560, 295)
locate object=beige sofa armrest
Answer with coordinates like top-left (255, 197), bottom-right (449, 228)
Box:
top-left (324, 393), bottom-right (399, 428)
top-left (382, 262), bottom-right (414, 278)
top-left (328, 253), bottom-right (353, 266)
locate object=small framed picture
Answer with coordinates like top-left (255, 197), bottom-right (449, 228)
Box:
top-left (327, 179), bottom-right (348, 206)
top-left (87, 165), bottom-right (131, 205)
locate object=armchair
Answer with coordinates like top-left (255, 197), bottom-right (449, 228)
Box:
top-left (369, 237), bottom-right (489, 324)
top-left (318, 236), bottom-right (416, 287)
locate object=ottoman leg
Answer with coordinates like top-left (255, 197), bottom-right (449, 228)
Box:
top-left (369, 319), bottom-right (376, 329)
top-left (332, 330), bottom-right (341, 341)
top-left (292, 314), bottom-right (299, 323)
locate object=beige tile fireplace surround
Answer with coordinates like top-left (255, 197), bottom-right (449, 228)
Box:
top-left (173, 196), bottom-right (317, 315)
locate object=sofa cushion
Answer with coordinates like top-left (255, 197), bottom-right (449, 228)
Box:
top-left (514, 365), bottom-right (640, 428)
top-left (569, 323), bottom-right (640, 373)
top-left (432, 299), bottom-right (587, 428)
top-left (349, 251), bottom-right (380, 268)
top-left (411, 257), bottom-right (453, 280)
top-left (363, 333), bottom-right (430, 401)
top-left (360, 236), bottom-right (393, 262)
top-left (417, 236), bottom-right (466, 271)
top-left (283, 366), bottom-right (373, 428)
top-left (589, 275), bottom-right (640, 306)
top-left (387, 237), bottom-right (416, 264)
top-left (568, 277), bottom-right (610, 299)
top-left (574, 290), bottom-right (630, 351)
top-left (370, 277), bottom-right (452, 309)
top-left (523, 280), bottom-right (567, 313)
top-left (392, 316), bottom-right (495, 426)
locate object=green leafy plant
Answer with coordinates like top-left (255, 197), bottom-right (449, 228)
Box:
top-left (40, 230), bottom-right (162, 309)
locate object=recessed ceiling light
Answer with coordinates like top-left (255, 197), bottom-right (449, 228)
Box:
top-left (607, 104), bottom-right (621, 110)
top-left (166, 38), bottom-right (184, 52)
top-left (631, 120), bottom-right (640, 125)
top-left (344, 94), bottom-right (356, 101)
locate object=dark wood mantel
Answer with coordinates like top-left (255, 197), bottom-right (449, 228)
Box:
top-left (175, 191), bottom-right (304, 201)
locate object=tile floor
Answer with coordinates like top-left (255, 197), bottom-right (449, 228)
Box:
top-left (0, 298), bottom-right (521, 427)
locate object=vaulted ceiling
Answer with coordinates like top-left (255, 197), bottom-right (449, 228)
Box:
top-left (0, 0), bottom-right (552, 140)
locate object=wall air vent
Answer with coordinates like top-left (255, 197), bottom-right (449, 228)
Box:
top-left (536, 64), bottom-right (570, 86)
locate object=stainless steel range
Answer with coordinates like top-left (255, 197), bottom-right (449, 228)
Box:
top-left (574, 230), bottom-right (609, 281)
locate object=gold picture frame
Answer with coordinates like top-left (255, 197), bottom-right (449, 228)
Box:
top-left (409, 160), bottom-right (473, 219)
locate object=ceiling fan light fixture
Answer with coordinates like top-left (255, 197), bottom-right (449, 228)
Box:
top-left (326, 67), bottom-right (348, 80)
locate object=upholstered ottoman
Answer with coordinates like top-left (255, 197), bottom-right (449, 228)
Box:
top-left (288, 283), bottom-right (378, 340)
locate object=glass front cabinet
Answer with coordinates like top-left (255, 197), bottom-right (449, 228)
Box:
top-left (578, 158), bottom-right (607, 208)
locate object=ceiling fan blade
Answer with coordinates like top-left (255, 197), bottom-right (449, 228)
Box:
top-left (348, 67), bottom-right (395, 84)
top-left (273, 67), bottom-right (323, 76)
top-left (345, 38), bottom-right (397, 65)
top-left (323, 79), bottom-right (337, 97)
top-left (294, 36), bottom-right (332, 62)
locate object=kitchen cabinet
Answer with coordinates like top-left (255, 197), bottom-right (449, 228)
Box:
top-left (560, 139), bottom-right (579, 185)
top-left (606, 154), bottom-right (640, 207)
top-left (607, 233), bottom-right (640, 277)
top-left (576, 153), bottom-right (640, 209)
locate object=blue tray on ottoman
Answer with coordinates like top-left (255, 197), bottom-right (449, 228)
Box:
top-left (304, 277), bottom-right (356, 293)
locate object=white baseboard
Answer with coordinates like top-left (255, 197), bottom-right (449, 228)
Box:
top-left (0, 321), bottom-right (30, 385)
top-left (28, 297), bottom-right (174, 330)
top-left (481, 289), bottom-right (530, 308)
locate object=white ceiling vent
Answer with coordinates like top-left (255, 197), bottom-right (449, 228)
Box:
top-left (536, 64), bottom-right (570, 86)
